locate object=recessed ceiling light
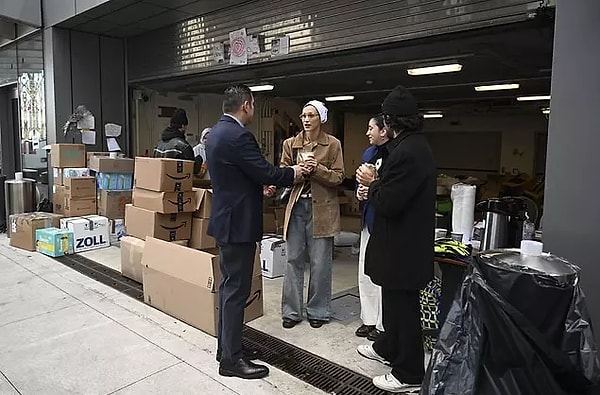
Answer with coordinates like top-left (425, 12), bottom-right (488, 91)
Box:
top-left (423, 112), bottom-right (443, 119)
top-left (517, 95), bottom-right (551, 101)
top-left (474, 83), bottom-right (520, 92)
top-left (248, 84), bottom-right (274, 92)
top-left (325, 95), bottom-right (355, 102)
top-left (407, 63), bottom-right (463, 76)
top-left (366, 80), bottom-right (373, 85)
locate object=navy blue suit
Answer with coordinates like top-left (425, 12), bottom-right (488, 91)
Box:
top-left (207, 115), bottom-right (294, 363)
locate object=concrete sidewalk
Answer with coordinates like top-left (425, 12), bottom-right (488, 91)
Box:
top-left (0, 235), bottom-right (321, 395)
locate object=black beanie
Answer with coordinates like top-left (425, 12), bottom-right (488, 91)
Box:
top-left (170, 108), bottom-right (188, 127)
top-left (381, 85), bottom-right (418, 116)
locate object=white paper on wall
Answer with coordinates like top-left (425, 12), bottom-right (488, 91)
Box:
top-left (82, 130), bottom-right (96, 145)
top-left (107, 137), bottom-right (121, 152)
top-left (105, 123), bottom-right (122, 137)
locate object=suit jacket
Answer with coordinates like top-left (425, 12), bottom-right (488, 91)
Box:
top-left (207, 115), bottom-right (294, 244)
top-left (365, 131), bottom-right (437, 290)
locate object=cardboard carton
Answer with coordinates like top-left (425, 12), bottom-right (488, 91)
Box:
top-left (189, 217), bottom-right (216, 250)
top-left (192, 188), bottom-right (212, 218)
top-left (60, 215), bottom-right (110, 253)
top-left (64, 197), bottom-right (97, 217)
top-left (89, 156), bottom-right (134, 174)
top-left (98, 189), bottom-right (132, 219)
top-left (124, 204), bottom-right (192, 241)
top-left (50, 144), bottom-right (86, 168)
top-left (53, 185), bottom-right (66, 215)
top-left (87, 152), bottom-right (110, 167)
top-left (96, 173), bottom-right (133, 190)
top-left (120, 236), bottom-right (188, 283)
top-left (142, 237), bottom-right (263, 336)
top-left (134, 157), bottom-right (194, 192)
top-left (53, 167), bottom-right (89, 186)
top-left (132, 188), bottom-right (195, 214)
top-left (35, 227), bottom-right (74, 257)
top-left (64, 176), bottom-right (96, 198)
top-left (9, 212), bottom-right (63, 251)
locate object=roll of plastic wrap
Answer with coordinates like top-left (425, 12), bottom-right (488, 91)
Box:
top-left (451, 183), bottom-right (476, 244)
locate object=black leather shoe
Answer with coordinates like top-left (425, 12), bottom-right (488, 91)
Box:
top-left (355, 324), bottom-right (375, 338)
top-left (219, 358), bottom-right (269, 379)
top-left (309, 319), bottom-right (327, 328)
top-left (367, 328), bottom-right (384, 342)
top-left (216, 347), bottom-right (261, 362)
top-left (282, 318), bottom-right (300, 329)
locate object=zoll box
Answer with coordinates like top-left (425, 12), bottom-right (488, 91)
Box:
top-left (124, 204), bottom-right (192, 241)
top-left (142, 237), bottom-right (263, 337)
top-left (134, 157), bottom-right (194, 192)
top-left (133, 188), bottom-right (195, 214)
top-left (60, 215), bottom-right (110, 253)
top-left (50, 144), bottom-right (86, 168)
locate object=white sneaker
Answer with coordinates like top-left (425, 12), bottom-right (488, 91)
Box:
top-left (357, 344), bottom-right (388, 365)
top-left (373, 374), bottom-right (421, 393)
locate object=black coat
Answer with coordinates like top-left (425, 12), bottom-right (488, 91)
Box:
top-left (365, 131), bottom-right (436, 290)
top-left (153, 126), bottom-right (202, 174)
top-left (206, 116), bottom-right (294, 244)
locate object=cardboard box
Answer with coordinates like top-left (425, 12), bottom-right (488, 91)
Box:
top-left (87, 152), bottom-right (110, 167)
top-left (64, 197), bottom-right (97, 217)
top-left (133, 188), bottom-right (195, 214)
top-left (50, 144), bottom-right (86, 168)
top-left (96, 173), bottom-right (133, 190)
top-left (64, 176), bottom-right (96, 198)
top-left (60, 215), bottom-right (110, 253)
top-left (142, 237), bottom-right (263, 337)
top-left (120, 236), bottom-right (188, 283)
top-left (9, 212), bottom-right (63, 251)
top-left (134, 157), bottom-right (194, 192)
top-left (189, 217), bottom-right (216, 250)
top-left (193, 188), bottom-right (212, 218)
top-left (125, 204), bottom-right (192, 241)
top-left (89, 156), bottom-right (134, 174)
top-left (53, 185), bottom-right (66, 215)
top-left (35, 227), bottom-right (74, 257)
top-left (98, 189), bottom-right (132, 219)
top-left (53, 167), bottom-right (89, 186)
top-left (260, 236), bottom-right (287, 279)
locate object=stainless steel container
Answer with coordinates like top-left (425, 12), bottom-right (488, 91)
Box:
top-left (477, 197), bottom-right (528, 251)
top-left (5, 172), bottom-right (38, 236)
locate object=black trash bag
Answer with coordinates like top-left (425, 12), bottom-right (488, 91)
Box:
top-left (421, 252), bottom-right (600, 395)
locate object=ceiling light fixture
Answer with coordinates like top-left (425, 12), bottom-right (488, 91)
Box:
top-left (474, 83), bottom-right (520, 92)
top-left (407, 63), bottom-right (463, 76)
top-left (542, 107), bottom-right (550, 115)
top-left (248, 84), bottom-right (274, 92)
top-left (423, 112), bottom-right (443, 119)
top-left (517, 95), bottom-right (551, 101)
top-left (325, 95), bottom-right (355, 102)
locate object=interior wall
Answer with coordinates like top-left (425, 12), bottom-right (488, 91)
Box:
top-left (343, 111), bottom-right (548, 179)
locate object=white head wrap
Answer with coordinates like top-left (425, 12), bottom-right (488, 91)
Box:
top-left (304, 100), bottom-right (328, 123)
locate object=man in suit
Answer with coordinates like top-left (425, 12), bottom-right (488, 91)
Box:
top-left (207, 84), bottom-right (307, 380)
top-left (355, 85), bottom-right (436, 393)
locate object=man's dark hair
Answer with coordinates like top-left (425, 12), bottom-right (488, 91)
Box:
top-left (223, 84), bottom-right (253, 114)
top-left (383, 113), bottom-right (423, 138)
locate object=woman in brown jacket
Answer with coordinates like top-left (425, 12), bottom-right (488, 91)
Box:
top-left (280, 100), bottom-right (345, 329)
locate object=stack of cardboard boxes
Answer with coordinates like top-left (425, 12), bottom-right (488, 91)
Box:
top-left (119, 157), bottom-right (263, 337)
top-left (89, 153), bottom-right (134, 237)
top-left (51, 144), bottom-right (97, 217)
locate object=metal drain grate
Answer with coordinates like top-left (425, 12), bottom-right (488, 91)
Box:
top-left (54, 254), bottom-right (396, 395)
top-left (54, 254), bottom-right (144, 300)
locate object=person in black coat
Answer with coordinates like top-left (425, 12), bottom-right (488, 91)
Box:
top-left (152, 108), bottom-right (203, 174)
top-left (206, 84), bottom-right (307, 380)
top-left (355, 85), bottom-right (436, 393)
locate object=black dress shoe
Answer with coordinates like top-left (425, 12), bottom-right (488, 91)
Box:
top-left (282, 318), bottom-right (300, 329)
top-left (355, 324), bottom-right (375, 338)
top-left (219, 358), bottom-right (269, 379)
top-left (309, 319), bottom-right (327, 328)
top-left (216, 347), bottom-right (261, 362)
top-left (367, 328), bottom-right (384, 342)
